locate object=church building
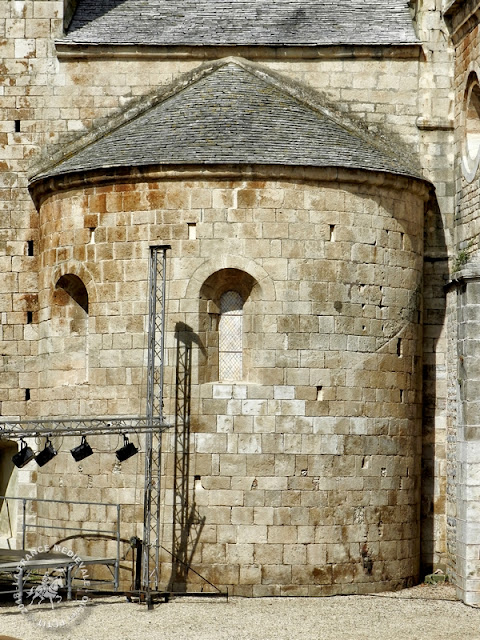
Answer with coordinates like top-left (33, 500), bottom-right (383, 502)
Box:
top-left (1, 0), bottom-right (480, 604)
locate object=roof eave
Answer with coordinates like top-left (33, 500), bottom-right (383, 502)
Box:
top-left (29, 162), bottom-right (431, 209)
top-left (54, 41), bottom-right (422, 60)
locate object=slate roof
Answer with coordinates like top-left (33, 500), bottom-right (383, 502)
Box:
top-left (31, 62), bottom-right (420, 184)
top-left (62, 0), bottom-right (419, 47)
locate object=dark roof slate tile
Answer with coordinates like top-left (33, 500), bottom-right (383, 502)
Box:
top-left (32, 62), bottom-right (420, 182)
top-left (63, 0), bottom-right (419, 46)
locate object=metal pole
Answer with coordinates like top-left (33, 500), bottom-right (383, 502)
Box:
top-left (142, 245), bottom-right (170, 599)
top-left (115, 504), bottom-right (121, 591)
top-left (22, 498), bottom-right (26, 550)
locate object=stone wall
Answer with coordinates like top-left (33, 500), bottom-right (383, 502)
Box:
top-left (29, 167), bottom-right (429, 594)
top-left (445, 0), bottom-right (480, 605)
top-left (0, 0), bottom-right (459, 596)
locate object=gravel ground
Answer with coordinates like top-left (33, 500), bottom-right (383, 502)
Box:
top-left (1, 584), bottom-right (479, 640)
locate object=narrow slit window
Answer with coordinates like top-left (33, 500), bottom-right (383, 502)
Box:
top-left (26, 311), bottom-right (33, 324)
top-left (27, 240), bottom-right (34, 256)
top-left (188, 223), bottom-right (197, 240)
top-left (219, 291), bottom-right (243, 381)
top-left (397, 338), bottom-right (402, 357)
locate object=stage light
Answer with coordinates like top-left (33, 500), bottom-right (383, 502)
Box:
top-left (71, 436), bottom-right (93, 462)
top-left (116, 435), bottom-right (138, 462)
top-left (12, 439), bottom-right (35, 468)
top-left (35, 438), bottom-right (57, 467)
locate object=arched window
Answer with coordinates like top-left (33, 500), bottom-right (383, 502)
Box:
top-left (466, 80), bottom-right (480, 161)
top-left (199, 269), bottom-right (257, 384)
top-left (463, 72), bottom-right (480, 180)
top-left (50, 273), bottom-right (89, 384)
top-left (219, 291), bottom-right (243, 381)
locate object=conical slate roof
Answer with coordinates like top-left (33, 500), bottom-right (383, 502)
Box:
top-left (63, 0), bottom-right (419, 47)
top-left (32, 62), bottom-right (420, 183)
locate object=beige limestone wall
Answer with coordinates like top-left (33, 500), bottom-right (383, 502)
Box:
top-left (30, 167), bottom-right (427, 595)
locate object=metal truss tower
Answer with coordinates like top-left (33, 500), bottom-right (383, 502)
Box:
top-left (142, 245), bottom-right (171, 596)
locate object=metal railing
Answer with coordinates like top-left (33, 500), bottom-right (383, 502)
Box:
top-left (0, 495), bottom-right (121, 592)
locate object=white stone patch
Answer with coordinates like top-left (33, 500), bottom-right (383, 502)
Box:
top-left (217, 415), bottom-right (234, 432)
top-left (350, 417), bottom-right (368, 434)
top-left (232, 384), bottom-right (248, 399)
top-left (237, 435), bottom-right (262, 454)
top-left (241, 399), bottom-right (267, 415)
top-left (15, 38), bottom-right (35, 59)
top-left (213, 384), bottom-right (233, 399)
top-left (273, 385), bottom-right (295, 400)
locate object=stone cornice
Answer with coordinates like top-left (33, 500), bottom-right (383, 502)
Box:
top-left (29, 163), bottom-right (431, 209)
top-left (448, 261), bottom-right (480, 285)
top-left (55, 42), bottom-right (422, 61)
top-left (416, 117), bottom-right (455, 131)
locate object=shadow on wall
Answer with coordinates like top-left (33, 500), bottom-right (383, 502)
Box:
top-left (421, 194), bottom-right (449, 576)
top-left (55, 273), bottom-right (88, 313)
top-left (168, 323), bottom-right (206, 592)
top-left (53, 273), bottom-right (89, 335)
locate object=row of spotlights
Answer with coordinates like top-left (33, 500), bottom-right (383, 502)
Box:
top-left (12, 435), bottom-right (138, 468)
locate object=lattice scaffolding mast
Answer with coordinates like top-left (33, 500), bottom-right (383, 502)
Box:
top-left (142, 244), bottom-right (171, 594)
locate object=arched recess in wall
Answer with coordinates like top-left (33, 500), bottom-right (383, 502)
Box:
top-left (463, 71), bottom-right (480, 181)
top-left (50, 273), bottom-right (89, 384)
top-left (53, 274), bottom-right (89, 332)
top-left (47, 260), bottom-right (97, 317)
top-left (199, 269), bottom-right (259, 384)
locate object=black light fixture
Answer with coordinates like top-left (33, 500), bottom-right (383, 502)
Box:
top-left (70, 436), bottom-right (93, 462)
top-left (116, 435), bottom-right (138, 462)
top-left (12, 439), bottom-right (35, 468)
top-left (35, 438), bottom-right (57, 467)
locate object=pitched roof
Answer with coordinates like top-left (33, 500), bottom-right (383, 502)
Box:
top-left (62, 0), bottom-right (419, 47)
top-left (31, 61), bottom-right (421, 184)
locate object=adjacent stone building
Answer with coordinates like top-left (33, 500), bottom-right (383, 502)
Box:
top-left (1, 0), bottom-right (480, 604)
